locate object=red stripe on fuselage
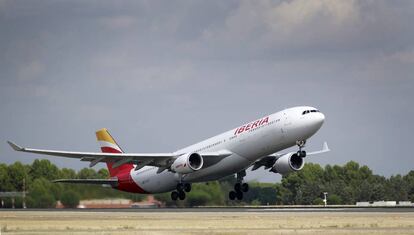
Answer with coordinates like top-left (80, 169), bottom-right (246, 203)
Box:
top-left (116, 170), bottom-right (149, 194)
top-left (100, 146), bottom-right (148, 194)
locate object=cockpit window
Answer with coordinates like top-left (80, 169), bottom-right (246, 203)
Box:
top-left (302, 109), bottom-right (320, 115)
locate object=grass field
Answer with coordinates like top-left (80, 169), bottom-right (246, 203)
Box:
top-left (1, 210), bottom-right (414, 235)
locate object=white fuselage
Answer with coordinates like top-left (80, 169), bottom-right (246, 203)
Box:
top-left (129, 106), bottom-right (325, 193)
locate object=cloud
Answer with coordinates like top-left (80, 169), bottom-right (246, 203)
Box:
top-left (89, 52), bottom-right (195, 91)
top-left (263, 0), bottom-right (359, 39)
top-left (268, 0), bottom-right (358, 26)
top-left (17, 60), bottom-right (45, 81)
top-left (192, 0), bottom-right (414, 60)
top-left (386, 49), bottom-right (414, 64)
top-left (99, 15), bottom-right (138, 30)
top-left (1, 0), bottom-right (414, 180)
top-left (200, 0), bottom-right (360, 50)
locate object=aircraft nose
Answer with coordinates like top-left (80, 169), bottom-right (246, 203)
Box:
top-left (314, 112), bottom-right (325, 128)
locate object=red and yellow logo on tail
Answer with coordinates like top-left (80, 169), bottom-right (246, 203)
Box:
top-left (96, 128), bottom-right (123, 153)
top-left (96, 128), bottom-right (132, 177)
top-left (95, 128), bottom-right (147, 193)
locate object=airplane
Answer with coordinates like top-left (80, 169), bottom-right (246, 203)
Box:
top-left (8, 106), bottom-right (329, 201)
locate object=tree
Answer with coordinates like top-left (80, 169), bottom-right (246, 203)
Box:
top-left (243, 182), bottom-right (278, 205)
top-left (27, 178), bottom-right (56, 208)
top-left (190, 182), bottom-right (225, 206)
top-left (385, 175), bottom-right (408, 201)
top-left (59, 168), bottom-right (77, 179)
top-left (403, 171), bottom-right (414, 201)
top-left (77, 168), bottom-right (99, 179)
top-left (97, 168), bottom-right (109, 178)
top-left (7, 161), bottom-right (28, 191)
top-left (30, 159), bottom-right (59, 180)
top-left (60, 190), bottom-right (80, 208)
top-left (0, 163), bottom-right (13, 191)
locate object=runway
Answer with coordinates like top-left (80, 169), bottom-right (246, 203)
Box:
top-left (2, 206), bottom-right (414, 213)
top-left (1, 207), bottom-right (414, 234)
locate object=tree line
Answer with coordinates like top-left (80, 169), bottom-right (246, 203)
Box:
top-left (0, 160), bottom-right (145, 208)
top-left (0, 159), bottom-right (413, 208)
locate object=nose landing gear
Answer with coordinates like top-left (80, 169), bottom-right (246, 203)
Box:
top-left (228, 170), bottom-right (249, 201)
top-left (296, 140), bottom-right (307, 158)
top-left (171, 182), bottom-right (192, 201)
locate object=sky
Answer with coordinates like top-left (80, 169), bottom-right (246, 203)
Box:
top-left (1, 0), bottom-right (414, 182)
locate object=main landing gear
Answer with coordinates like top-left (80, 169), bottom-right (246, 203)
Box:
top-left (171, 182), bottom-right (191, 201)
top-left (296, 140), bottom-right (307, 158)
top-left (228, 170), bottom-right (249, 201)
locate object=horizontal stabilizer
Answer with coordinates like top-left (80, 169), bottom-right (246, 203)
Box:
top-left (53, 178), bottom-right (118, 187)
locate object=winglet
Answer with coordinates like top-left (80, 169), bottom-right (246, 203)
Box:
top-left (322, 141), bottom-right (330, 152)
top-left (306, 141), bottom-right (330, 156)
top-left (7, 141), bottom-right (24, 151)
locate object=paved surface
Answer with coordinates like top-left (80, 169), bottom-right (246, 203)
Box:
top-left (2, 207), bottom-right (414, 213)
top-left (1, 208), bottom-right (414, 234)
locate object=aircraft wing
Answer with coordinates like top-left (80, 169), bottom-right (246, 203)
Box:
top-left (7, 141), bottom-right (232, 170)
top-left (251, 141), bottom-right (330, 171)
top-left (305, 141), bottom-right (330, 156)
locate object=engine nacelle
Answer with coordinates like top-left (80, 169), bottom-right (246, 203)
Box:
top-left (171, 152), bottom-right (203, 174)
top-left (271, 152), bottom-right (304, 175)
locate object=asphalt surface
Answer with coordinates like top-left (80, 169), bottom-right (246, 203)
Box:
top-left (1, 207), bottom-right (414, 213)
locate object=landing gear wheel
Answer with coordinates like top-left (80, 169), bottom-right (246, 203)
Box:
top-left (229, 191), bottom-right (236, 200)
top-left (234, 183), bottom-right (242, 192)
top-left (171, 191), bottom-right (178, 201)
top-left (231, 170), bottom-right (248, 201)
top-left (178, 191), bottom-right (186, 200)
top-left (236, 191), bottom-right (243, 200)
top-left (241, 183), bottom-right (249, 192)
top-left (176, 183), bottom-right (184, 192)
top-left (297, 150), bottom-right (306, 158)
top-left (184, 183), bottom-right (191, 192)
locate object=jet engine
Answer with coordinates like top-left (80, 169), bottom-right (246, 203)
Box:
top-left (171, 152), bottom-right (203, 174)
top-left (270, 152), bottom-right (304, 175)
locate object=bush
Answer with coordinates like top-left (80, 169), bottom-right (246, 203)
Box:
top-left (313, 198), bottom-right (324, 205)
top-left (60, 190), bottom-right (80, 208)
top-left (26, 178), bottom-right (56, 208)
top-left (187, 191), bottom-right (211, 207)
top-left (328, 194), bottom-right (342, 205)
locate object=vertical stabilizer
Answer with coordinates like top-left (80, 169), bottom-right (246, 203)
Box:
top-left (95, 128), bottom-right (133, 177)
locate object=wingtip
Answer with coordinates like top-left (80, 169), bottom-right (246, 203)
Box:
top-left (7, 141), bottom-right (24, 151)
top-left (323, 141), bottom-right (330, 151)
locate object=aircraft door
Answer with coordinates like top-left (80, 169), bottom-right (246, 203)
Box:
top-left (279, 111), bottom-right (290, 143)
